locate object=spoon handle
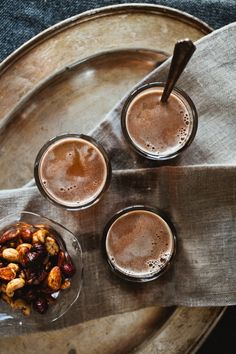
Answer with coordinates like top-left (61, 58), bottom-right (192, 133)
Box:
top-left (161, 39), bottom-right (196, 103)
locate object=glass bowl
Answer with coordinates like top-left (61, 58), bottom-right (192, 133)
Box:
top-left (0, 211), bottom-right (83, 327)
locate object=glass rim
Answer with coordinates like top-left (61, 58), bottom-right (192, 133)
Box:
top-left (121, 81), bottom-right (198, 161)
top-left (102, 205), bottom-right (177, 283)
top-left (34, 133), bottom-right (112, 211)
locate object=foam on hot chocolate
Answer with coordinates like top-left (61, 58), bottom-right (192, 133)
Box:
top-left (126, 87), bottom-right (193, 157)
top-left (106, 210), bottom-right (174, 279)
top-left (38, 137), bottom-right (107, 207)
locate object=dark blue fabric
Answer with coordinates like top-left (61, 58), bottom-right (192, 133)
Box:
top-left (0, 0), bottom-right (235, 61)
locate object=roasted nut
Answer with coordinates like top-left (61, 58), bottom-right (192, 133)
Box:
top-left (0, 284), bottom-right (7, 293)
top-left (57, 250), bottom-right (65, 268)
top-left (0, 267), bottom-right (16, 281)
top-left (19, 270), bottom-right (26, 279)
top-left (17, 244), bottom-right (32, 265)
top-left (9, 241), bottom-right (18, 248)
top-left (47, 266), bottom-right (62, 291)
top-left (35, 224), bottom-right (49, 230)
top-left (1, 293), bottom-right (14, 306)
top-left (33, 297), bottom-right (48, 314)
top-left (2, 248), bottom-right (19, 262)
top-left (0, 228), bottom-right (20, 245)
top-left (20, 227), bottom-right (33, 242)
top-left (6, 278), bottom-right (25, 297)
top-left (31, 270), bottom-right (47, 285)
top-left (24, 251), bottom-right (43, 268)
top-left (32, 243), bottom-right (46, 255)
top-left (7, 263), bottom-right (20, 272)
top-left (45, 236), bottom-right (59, 256)
top-left (13, 299), bottom-right (31, 316)
top-left (16, 243), bottom-right (32, 252)
top-left (61, 262), bottom-right (76, 277)
top-left (32, 229), bottom-right (48, 244)
top-left (0, 221), bottom-right (75, 316)
top-left (61, 280), bottom-right (71, 290)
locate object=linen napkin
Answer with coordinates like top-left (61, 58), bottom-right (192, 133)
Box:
top-left (0, 165), bottom-right (235, 335)
top-left (0, 23), bottom-right (235, 334)
top-left (91, 22), bottom-right (236, 169)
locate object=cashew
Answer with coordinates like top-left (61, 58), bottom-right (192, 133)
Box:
top-left (16, 243), bottom-right (32, 252)
top-left (6, 278), bottom-right (25, 297)
top-left (13, 299), bottom-right (31, 316)
top-left (32, 229), bottom-right (48, 244)
top-left (45, 236), bottom-right (59, 256)
top-left (2, 248), bottom-right (19, 262)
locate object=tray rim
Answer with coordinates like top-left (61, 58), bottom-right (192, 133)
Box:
top-left (0, 3), bottom-right (225, 353)
top-left (0, 3), bottom-right (213, 75)
top-left (0, 48), bottom-right (225, 352)
top-left (0, 48), bottom-right (168, 133)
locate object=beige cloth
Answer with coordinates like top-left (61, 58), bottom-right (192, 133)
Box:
top-left (92, 22), bottom-right (236, 169)
top-left (0, 23), bottom-right (235, 334)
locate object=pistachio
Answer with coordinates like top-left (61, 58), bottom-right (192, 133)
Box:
top-left (47, 266), bottom-right (62, 291)
top-left (6, 278), bottom-right (25, 297)
top-left (17, 244), bottom-right (32, 265)
top-left (2, 248), bottom-right (19, 262)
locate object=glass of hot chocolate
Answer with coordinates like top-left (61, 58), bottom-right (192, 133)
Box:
top-left (103, 206), bottom-right (176, 282)
top-left (34, 134), bottom-right (111, 210)
top-left (121, 82), bottom-right (198, 160)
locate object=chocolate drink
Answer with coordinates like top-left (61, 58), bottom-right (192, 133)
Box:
top-left (123, 85), bottom-right (196, 159)
top-left (105, 208), bottom-right (175, 280)
top-left (37, 136), bottom-right (109, 208)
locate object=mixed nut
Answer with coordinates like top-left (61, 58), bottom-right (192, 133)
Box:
top-left (0, 221), bottom-right (76, 315)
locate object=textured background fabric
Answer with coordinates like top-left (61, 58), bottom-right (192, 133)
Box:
top-left (0, 0), bottom-right (236, 62)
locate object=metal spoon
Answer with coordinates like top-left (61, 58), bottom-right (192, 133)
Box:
top-left (161, 39), bottom-right (196, 103)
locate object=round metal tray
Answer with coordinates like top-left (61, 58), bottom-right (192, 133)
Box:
top-left (0, 4), bottom-right (224, 354)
